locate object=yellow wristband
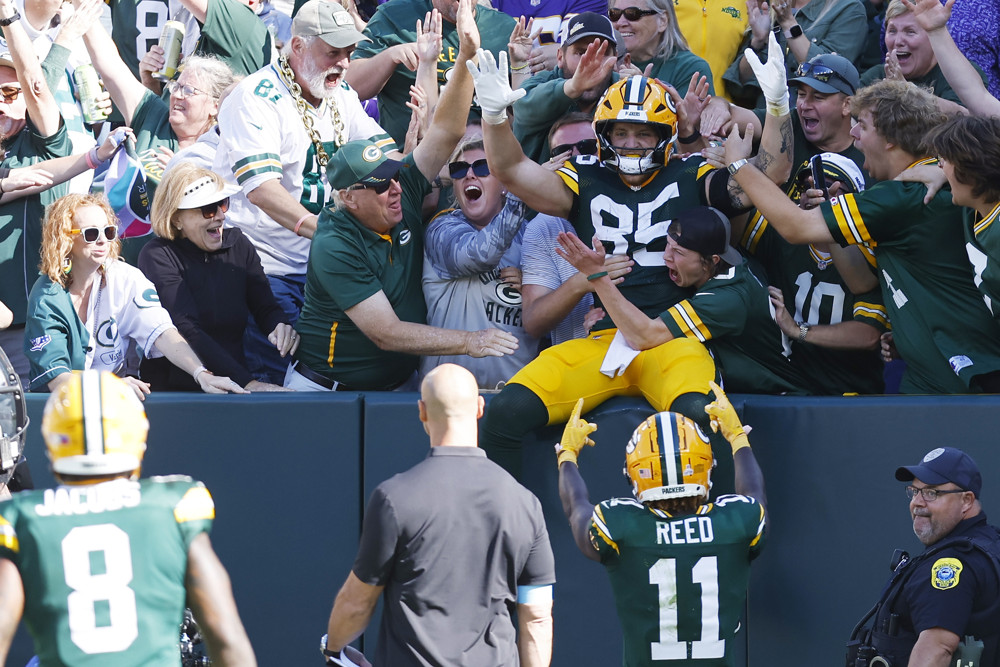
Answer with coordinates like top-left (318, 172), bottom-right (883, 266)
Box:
top-left (557, 448), bottom-right (579, 466)
top-left (730, 432), bottom-right (751, 454)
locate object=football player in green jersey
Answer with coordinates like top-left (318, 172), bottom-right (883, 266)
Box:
top-left (724, 78), bottom-right (1000, 394)
top-left (557, 382), bottom-right (766, 666)
top-left (468, 33), bottom-right (796, 477)
top-left (0, 370), bottom-right (256, 667)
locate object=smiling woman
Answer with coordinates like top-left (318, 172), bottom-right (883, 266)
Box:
top-left (137, 164), bottom-right (297, 392)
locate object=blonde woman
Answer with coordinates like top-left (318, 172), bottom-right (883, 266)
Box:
top-left (138, 163), bottom-right (297, 392)
top-left (23, 193), bottom-right (247, 399)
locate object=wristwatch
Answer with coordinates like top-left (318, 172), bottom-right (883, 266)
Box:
top-left (798, 322), bottom-right (811, 343)
top-left (783, 24), bottom-right (803, 39)
top-left (727, 158), bottom-right (749, 175)
top-left (0, 9), bottom-right (20, 26)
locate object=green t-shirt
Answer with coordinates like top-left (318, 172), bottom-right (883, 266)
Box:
top-left (964, 204), bottom-right (1000, 324)
top-left (0, 476), bottom-right (214, 666)
top-left (194, 0), bottom-right (272, 77)
top-left (293, 156), bottom-right (431, 389)
top-left (660, 259), bottom-right (811, 394)
top-left (0, 121), bottom-right (73, 326)
top-left (632, 50), bottom-right (716, 98)
top-left (858, 63), bottom-right (987, 106)
top-left (589, 494), bottom-right (766, 667)
top-left (110, 0), bottom-right (169, 79)
top-left (352, 0), bottom-right (516, 145)
top-left (822, 167), bottom-right (1000, 393)
top-left (131, 89), bottom-right (177, 195)
top-left (555, 154), bottom-right (707, 329)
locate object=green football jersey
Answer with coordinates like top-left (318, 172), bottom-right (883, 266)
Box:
top-left (964, 204), bottom-right (1000, 324)
top-left (822, 165), bottom-right (1000, 393)
top-left (0, 476), bottom-right (214, 667)
top-left (589, 495), bottom-right (766, 667)
top-left (659, 260), bottom-right (810, 394)
top-left (556, 155), bottom-right (708, 330)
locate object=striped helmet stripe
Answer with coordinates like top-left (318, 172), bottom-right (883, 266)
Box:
top-left (81, 371), bottom-right (105, 457)
top-left (624, 76), bottom-right (645, 105)
top-left (657, 413), bottom-right (683, 487)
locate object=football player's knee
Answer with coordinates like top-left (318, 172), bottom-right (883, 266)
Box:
top-left (668, 391), bottom-right (714, 434)
top-left (483, 383), bottom-right (549, 445)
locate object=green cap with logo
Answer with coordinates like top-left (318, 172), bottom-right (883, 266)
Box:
top-left (327, 140), bottom-right (404, 190)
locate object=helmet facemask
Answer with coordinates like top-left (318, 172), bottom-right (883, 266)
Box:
top-left (0, 348), bottom-right (27, 488)
top-left (593, 75), bottom-right (679, 177)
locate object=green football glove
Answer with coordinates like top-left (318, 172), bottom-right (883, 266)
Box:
top-left (704, 381), bottom-right (751, 454)
top-left (555, 398), bottom-right (597, 466)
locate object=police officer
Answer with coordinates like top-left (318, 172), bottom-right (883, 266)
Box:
top-left (848, 447), bottom-right (1000, 667)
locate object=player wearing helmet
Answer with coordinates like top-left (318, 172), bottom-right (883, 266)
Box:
top-left (0, 346), bottom-right (28, 498)
top-left (467, 35), bottom-right (797, 478)
top-left (556, 383), bottom-right (766, 666)
top-left (0, 370), bottom-right (256, 666)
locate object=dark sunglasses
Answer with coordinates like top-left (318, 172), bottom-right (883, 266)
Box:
top-left (69, 225), bottom-right (118, 243)
top-left (448, 158), bottom-right (490, 180)
top-left (795, 61), bottom-right (853, 90)
top-left (350, 176), bottom-right (399, 195)
top-left (608, 7), bottom-right (659, 21)
top-left (197, 197), bottom-right (230, 219)
top-left (0, 85), bottom-right (21, 104)
top-left (551, 139), bottom-right (599, 156)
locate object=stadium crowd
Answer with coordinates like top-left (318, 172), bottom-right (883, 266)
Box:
top-left (1, 0), bottom-right (1000, 660)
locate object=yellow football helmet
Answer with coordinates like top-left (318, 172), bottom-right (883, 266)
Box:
top-left (42, 370), bottom-right (148, 479)
top-left (593, 75), bottom-right (678, 175)
top-left (623, 411), bottom-right (714, 502)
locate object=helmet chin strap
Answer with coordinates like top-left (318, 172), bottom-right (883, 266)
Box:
top-left (598, 137), bottom-right (673, 176)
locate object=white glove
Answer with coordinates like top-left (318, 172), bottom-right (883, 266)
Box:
top-left (744, 32), bottom-right (789, 117)
top-left (465, 48), bottom-right (526, 125)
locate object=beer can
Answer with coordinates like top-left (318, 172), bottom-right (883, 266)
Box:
top-left (153, 20), bottom-right (185, 81)
top-left (73, 64), bottom-right (108, 124)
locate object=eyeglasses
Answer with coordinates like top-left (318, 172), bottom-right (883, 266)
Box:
top-left (0, 85), bottom-right (21, 104)
top-left (551, 139), bottom-right (599, 156)
top-left (448, 158), bottom-right (490, 180)
top-left (349, 176), bottom-right (399, 195)
top-left (608, 7), bottom-right (659, 21)
top-left (195, 197), bottom-right (230, 219)
top-left (795, 61), bottom-right (853, 91)
top-left (166, 81), bottom-right (209, 98)
top-left (904, 485), bottom-right (967, 502)
top-left (69, 225), bottom-right (118, 243)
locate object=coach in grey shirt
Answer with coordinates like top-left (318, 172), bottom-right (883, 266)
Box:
top-left (322, 363), bottom-right (555, 666)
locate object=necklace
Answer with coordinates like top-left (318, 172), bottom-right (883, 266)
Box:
top-left (276, 54), bottom-right (345, 167)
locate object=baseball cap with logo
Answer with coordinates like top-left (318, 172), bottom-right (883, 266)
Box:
top-left (327, 139), bottom-right (403, 190)
top-left (292, 0), bottom-right (368, 48)
top-left (895, 447), bottom-right (983, 498)
top-left (789, 54), bottom-right (861, 96)
top-left (668, 206), bottom-right (743, 266)
top-left (563, 12), bottom-right (618, 52)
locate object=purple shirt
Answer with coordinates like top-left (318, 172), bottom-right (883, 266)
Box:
top-left (948, 0), bottom-right (1000, 98)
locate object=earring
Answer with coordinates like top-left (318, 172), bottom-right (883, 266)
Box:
top-left (62, 256), bottom-right (72, 274)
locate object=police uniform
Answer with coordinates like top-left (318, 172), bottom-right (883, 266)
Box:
top-left (0, 476), bottom-right (215, 666)
top-left (590, 494), bottom-right (766, 666)
top-left (821, 162), bottom-right (1000, 393)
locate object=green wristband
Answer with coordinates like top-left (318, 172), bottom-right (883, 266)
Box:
top-left (587, 271), bottom-right (609, 281)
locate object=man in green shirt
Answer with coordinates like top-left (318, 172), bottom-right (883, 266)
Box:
top-left (557, 383), bottom-right (767, 666)
top-left (725, 78), bottom-right (1000, 393)
top-left (0, 370), bottom-right (256, 666)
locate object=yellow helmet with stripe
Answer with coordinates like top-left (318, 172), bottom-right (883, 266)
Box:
top-left (42, 370), bottom-right (148, 480)
top-left (624, 411), bottom-right (714, 502)
top-left (593, 75), bottom-right (678, 175)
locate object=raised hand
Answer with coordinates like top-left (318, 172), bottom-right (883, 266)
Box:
top-left (555, 398), bottom-right (597, 466)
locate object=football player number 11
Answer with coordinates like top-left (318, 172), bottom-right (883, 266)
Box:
top-left (649, 556), bottom-right (725, 660)
top-left (62, 524), bottom-right (139, 654)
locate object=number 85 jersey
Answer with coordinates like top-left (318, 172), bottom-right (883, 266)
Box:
top-left (556, 155), bottom-right (710, 330)
top-left (589, 495), bottom-right (766, 666)
top-left (0, 476), bottom-right (214, 666)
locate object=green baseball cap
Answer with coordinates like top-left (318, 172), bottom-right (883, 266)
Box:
top-left (327, 140), bottom-right (403, 190)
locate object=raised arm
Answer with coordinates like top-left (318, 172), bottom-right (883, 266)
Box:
top-left (556, 399), bottom-right (600, 562)
top-left (705, 381), bottom-right (767, 509)
top-left (471, 50), bottom-right (574, 218)
top-left (1, 0), bottom-right (60, 136)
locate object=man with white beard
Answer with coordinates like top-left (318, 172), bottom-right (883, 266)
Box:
top-left (214, 0), bottom-right (396, 384)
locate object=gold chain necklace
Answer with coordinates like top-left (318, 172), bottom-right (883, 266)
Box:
top-left (276, 54), bottom-right (346, 167)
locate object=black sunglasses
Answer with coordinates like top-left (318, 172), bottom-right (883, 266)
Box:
top-left (795, 61), bottom-right (853, 90)
top-left (609, 7), bottom-right (659, 21)
top-left (0, 85), bottom-right (20, 104)
top-left (69, 225), bottom-right (118, 243)
top-left (197, 197), bottom-right (230, 219)
top-left (448, 158), bottom-right (490, 180)
top-left (551, 139), bottom-right (599, 156)
top-left (350, 176), bottom-right (399, 195)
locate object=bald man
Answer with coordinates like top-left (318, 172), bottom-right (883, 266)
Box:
top-left (322, 364), bottom-right (556, 667)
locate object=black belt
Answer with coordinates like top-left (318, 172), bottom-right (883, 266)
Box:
top-left (292, 361), bottom-right (354, 391)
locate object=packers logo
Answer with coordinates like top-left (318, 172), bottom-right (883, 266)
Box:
top-left (931, 557), bottom-right (963, 590)
top-left (362, 145), bottom-right (382, 162)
